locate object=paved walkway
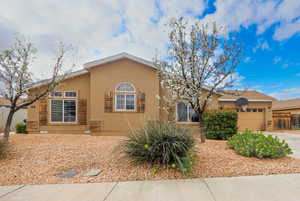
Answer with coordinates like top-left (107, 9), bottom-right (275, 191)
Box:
top-left (1, 174), bottom-right (300, 201)
top-left (264, 132), bottom-right (300, 159)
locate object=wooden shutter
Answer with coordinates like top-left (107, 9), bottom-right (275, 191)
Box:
top-left (78, 99), bottom-right (87, 125)
top-left (39, 99), bottom-right (48, 126)
top-left (137, 91), bottom-right (146, 113)
top-left (104, 92), bottom-right (113, 112)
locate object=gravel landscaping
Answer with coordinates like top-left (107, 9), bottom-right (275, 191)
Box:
top-left (1, 134), bottom-right (300, 186)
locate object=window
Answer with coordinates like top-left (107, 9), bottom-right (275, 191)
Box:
top-left (115, 82), bottom-right (136, 111)
top-left (116, 82), bottom-right (135, 92)
top-left (51, 100), bottom-right (76, 122)
top-left (65, 91), bottom-right (77, 97)
top-left (176, 103), bottom-right (199, 122)
top-left (50, 91), bottom-right (63, 97)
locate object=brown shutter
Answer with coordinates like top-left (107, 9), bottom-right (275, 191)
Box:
top-left (27, 121), bottom-right (38, 131)
top-left (104, 91), bottom-right (113, 112)
top-left (39, 99), bottom-right (48, 126)
top-left (78, 99), bottom-right (87, 125)
top-left (137, 91), bottom-right (146, 113)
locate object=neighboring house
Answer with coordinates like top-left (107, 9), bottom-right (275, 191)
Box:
top-left (273, 99), bottom-right (300, 130)
top-left (0, 98), bottom-right (27, 133)
top-left (26, 53), bottom-right (274, 135)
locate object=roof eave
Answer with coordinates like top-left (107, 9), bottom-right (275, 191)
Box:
top-left (84, 52), bottom-right (156, 69)
top-left (28, 69), bottom-right (89, 89)
top-left (218, 98), bottom-right (273, 102)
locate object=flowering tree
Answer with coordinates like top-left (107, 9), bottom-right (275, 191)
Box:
top-left (156, 18), bottom-right (242, 143)
top-left (0, 37), bottom-right (69, 141)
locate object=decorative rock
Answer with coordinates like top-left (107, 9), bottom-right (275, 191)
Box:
top-left (57, 170), bottom-right (80, 178)
top-left (83, 169), bottom-right (102, 177)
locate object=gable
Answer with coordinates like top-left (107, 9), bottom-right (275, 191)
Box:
top-left (84, 52), bottom-right (156, 70)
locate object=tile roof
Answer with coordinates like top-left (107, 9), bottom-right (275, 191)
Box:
top-left (219, 90), bottom-right (276, 101)
top-left (273, 98), bottom-right (300, 110)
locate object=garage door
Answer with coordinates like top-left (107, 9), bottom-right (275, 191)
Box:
top-left (238, 110), bottom-right (265, 131)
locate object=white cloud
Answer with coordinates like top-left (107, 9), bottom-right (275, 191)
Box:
top-left (253, 40), bottom-right (271, 52)
top-left (0, 0), bottom-right (207, 79)
top-left (274, 18), bottom-right (300, 40)
top-left (203, 0), bottom-right (300, 41)
top-left (269, 88), bottom-right (300, 100)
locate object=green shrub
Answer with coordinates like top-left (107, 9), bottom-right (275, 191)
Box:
top-left (122, 121), bottom-right (196, 173)
top-left (204, 110), bottom-right (238, 140)
top-left (16, 122), bottom-right (26, 134)
top-left (227, 131), bottom-right (293, 158)
top-left (0, 140), bottom-right (8, 158)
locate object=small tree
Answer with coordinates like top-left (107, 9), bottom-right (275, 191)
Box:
top-left (156, 18), bottom-right (241, 143)
top-left (0, 37), bottom-right (69, 141)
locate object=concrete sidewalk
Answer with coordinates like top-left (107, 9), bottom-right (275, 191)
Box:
top-left (1, 174), bottom-right (300, 201)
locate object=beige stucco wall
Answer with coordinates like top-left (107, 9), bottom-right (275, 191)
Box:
top-left (89, 59), bottom-right (160, 133)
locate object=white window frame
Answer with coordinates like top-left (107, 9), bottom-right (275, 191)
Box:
top-left (176, 103), bottom-right (197, 123)
top-left (115, 82), bottom-right (136, 93)
top-left (49, 99), bottom-right (77, 123)
top-left (115, 94), bottom-right (136, 112)
top-left (49, 91), bottom-right (63, 98)
top-left (64, 91), bottom-right (77, 98)
top-left (114, 82), bottom-right (136, 112)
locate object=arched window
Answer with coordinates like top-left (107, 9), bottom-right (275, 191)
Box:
top-left (115, 82), bottom-right (135, 92)
top-left (115, 82), bottom-right (136, 111)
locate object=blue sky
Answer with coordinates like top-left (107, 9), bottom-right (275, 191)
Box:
top-left (0, 0), bottom-right (299, 100)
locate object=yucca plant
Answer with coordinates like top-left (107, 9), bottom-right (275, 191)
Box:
top-left (121, 121), bottom-right (196, 173)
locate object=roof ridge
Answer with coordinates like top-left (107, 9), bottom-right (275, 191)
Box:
top-left (84, 52), bottom-right (156, 69)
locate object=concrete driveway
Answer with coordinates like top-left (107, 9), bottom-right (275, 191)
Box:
top-left (1, 174), bottom-right (300, 201)
top-left (264, 132), bottom-right (300, 159)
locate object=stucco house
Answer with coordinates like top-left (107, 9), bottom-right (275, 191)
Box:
top-left (273, 99), bottom-right (300, 130)
top-left (26, 53), bottom-right (274, 135)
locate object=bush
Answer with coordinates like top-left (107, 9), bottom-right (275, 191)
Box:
top-left (122, 121), bottom-right (196, 173)
top-left (16, 122), bottom-right (26, 134)
top-left (227, 131), bottom-right (293, 158)
top-left (0, 140), bottom-right (8, 158)
top-left (204, 110), bottom-right (238, 140)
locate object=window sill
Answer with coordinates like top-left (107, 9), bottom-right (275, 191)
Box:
top-left (176, 122), bottom-right (199, 125)
top-left (47, 122), bottom-right (78, 125)
top-left (113, 110), bottom-right (137, 113)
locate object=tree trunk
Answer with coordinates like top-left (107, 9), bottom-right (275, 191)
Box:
top-left (199, 114), bottom-right (206, 143)
top-left (3, 108), bottom-right (15, 142)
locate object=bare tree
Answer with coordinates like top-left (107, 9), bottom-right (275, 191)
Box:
top-left (0, 37), bottom-right (69, 141)
top-left (156, 18), bottom-right (242, 143)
